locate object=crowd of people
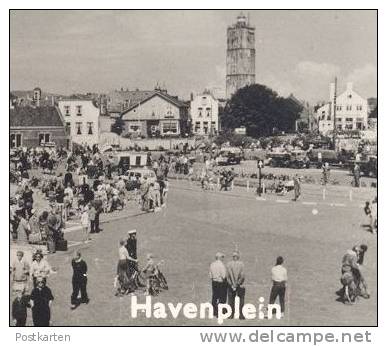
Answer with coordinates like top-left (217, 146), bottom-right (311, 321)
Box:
top-left (209, 251), bottom-right (288, 319)
top-left (9, 141), bottom-right (376, 326)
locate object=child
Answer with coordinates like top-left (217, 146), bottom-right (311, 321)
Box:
top-left (81, 206), bottom-right (91, 243)
top-left (142, 254), bottom-right (157, 295)
top-left (12, 289), bottom-right (29, 326)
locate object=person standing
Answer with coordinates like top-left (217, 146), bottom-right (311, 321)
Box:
top-left (209, 252), bottom-right (227, 317)
top-left (126, 230), bottom-right (138, 277)
top-left (293, 175), bottom-right (301, 201)
top-left (226, 251), bottom-right (245, 319)
top-left (11, 250), bottom-right (30, 292)
top-left (71, 251), bottom-right (89, 309)
top-left (12, 288), bottom-right (29, 326)
top-left (269, 256), bottom-right (287, 318)
top-left (353, 163), bottom-right (361, 187)
top-left (30, 251), bottom-right (52, 287)
top-left (88, 203), bottom-right (96, 234)
top-left (30, 277), bottom-right (54, 326)
top-left (81, 206), bottom-right (91, 242)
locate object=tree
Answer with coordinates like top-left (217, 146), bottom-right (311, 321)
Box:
top-left (221, 84), bottom-right (303, 138)
top-left (111, 117), bottom-right (125, 135)
top-left (369, 105), bottom-right (377, 119)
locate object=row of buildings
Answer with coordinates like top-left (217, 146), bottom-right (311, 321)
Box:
top-left (10, 86), bottom-right (221, 149)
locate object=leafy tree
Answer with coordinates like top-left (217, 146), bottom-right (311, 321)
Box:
top-left (221, 84), bottom-right (303, 138)
top-left (369, 105), bottom-right (377, 119)
top-left (111, 117), bottom-right (125, 135)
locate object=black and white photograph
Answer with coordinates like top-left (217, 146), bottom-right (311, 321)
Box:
top-left (8, 8), bottom-right (378, 328)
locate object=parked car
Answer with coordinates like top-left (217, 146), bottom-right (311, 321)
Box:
top-left (268, 150), bottom-right (310, 169)
top-left (121, 168), bottom-right (157, 190)
top-left (216, 147), bottom-right (243, 165)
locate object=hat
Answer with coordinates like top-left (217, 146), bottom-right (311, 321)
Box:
top-left (215, 252), bottom-right (225, 259)
top-left (232, 251), bottom-right (240, 258)
top-left (128, 229), bottom-right (137, 235)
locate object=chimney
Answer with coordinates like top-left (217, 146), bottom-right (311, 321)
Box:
top-left (329, 83), bottom-right (335, 103)
top-left (347, 82), bottom-right (353, 92)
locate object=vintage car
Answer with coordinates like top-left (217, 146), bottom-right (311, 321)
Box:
top-left (121, 168), bottom-right (157, 191)
top-left (216, 147), bottom-right (243, 165)
top-left (348, 156), bottom-right (377, 177)
top-left (268, 150), bottom-right (310, 169)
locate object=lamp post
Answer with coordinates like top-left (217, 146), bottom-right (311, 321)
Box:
top-left (257, 160), bottom-right (263, 196)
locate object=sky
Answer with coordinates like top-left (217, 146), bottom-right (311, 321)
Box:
top-left (10, 10), bottom-right (377, 103)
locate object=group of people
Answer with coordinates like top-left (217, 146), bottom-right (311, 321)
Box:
top-left (11, 248), bottom-right (90, 326)
top-left (209, 251), bottom-right (287, 318)
top-left (10, 250), bottom-right (54, 326)
top-left (115, 230), bottom-right (168, 297)
top-left (340, 245), bottom-right (369, 304)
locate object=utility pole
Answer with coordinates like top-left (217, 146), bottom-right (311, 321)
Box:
top-left (332, 77), bottom-right (337, 150)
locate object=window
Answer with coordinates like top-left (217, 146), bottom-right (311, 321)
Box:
top-left (321, 111), bottom-right (325, 120)
top-left (135, 156), bottom-right (141, 166)
top-left (336, 105), bottom-right (342, 111)
top-left (39, 133), bottom-right (50, 144)
top-left (66, 122), bottom-right (71, 135)
top-left (337, 124), bottom-right (342, 131)
top-left (76, 105), bottom-right (82, 116)
top-left (130, 125), bottom-right (140, 132)
top-left (194, 121), bottom-right (201, 132)
top-left (206, 107), bottom-right (211, 117)
top-left (345, 117), bottom-right (353, 122)
top-left (64, 105), bottom-right (70, 116)
top-left (165, 109), bottom-right (174, 118)
top-left (336, 118), bottom-right (342, 122)
top-left (10, 133), bottom-right (22, 148)
top-left (346, 105), bottom-right (352, 111)
top-left (357, 105), bottom-right (363, 111)
top-left (346, 124), bottom-right (353, 130)
top-left (356, 122), bottom-right (363, 130)
top-left (198, 107), bottom-right (203, 117)
top-left (163, 122), bottom-right (178, 134)
top-left (76, 122), bottom-right (82, 135)
top-left (87, 122), bottom-right (93, 135)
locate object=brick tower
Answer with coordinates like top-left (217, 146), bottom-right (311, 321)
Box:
top-left (226, 13), bottom-right (256, 99)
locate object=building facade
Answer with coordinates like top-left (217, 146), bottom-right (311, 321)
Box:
top-left (317, 82), bottom-right (368, 135)
top-left (226, 13), bottom-right (256, 99)
top-left (58, 99), bottom-right (100, 146)
top-left (10, 105), bottom-right (68, 149)
top-left (190, 92), bottom-right (219, 135)
top-left (120, 90), bottom-right (189, 138)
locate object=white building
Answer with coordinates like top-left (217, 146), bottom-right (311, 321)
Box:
top-left (317, 82), bottom-right (368, 135)
top-left (58, 99), bottom-right (100, 146)
top-left (190, 92), bottom-right (219, 135)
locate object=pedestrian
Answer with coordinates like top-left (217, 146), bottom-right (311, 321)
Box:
top-left (226, 251), bottom-right (245, 319)
top-left (71, 251), bottom-right (89, 309)
top-left (81, 206), bottom-right (91, 242)
top-left (12, 288), bottom-right (29, 326)
top-left (126, 230), bottom-right (138, 277)
top-left (364, 201), bottom-right (373, 232)
top-left (88, 203), bottom-right (96, 234)
top-left (30, 250), bottom-right (52, 287)
top-left (30, 277), bottom-right (54, 326)
top-left (353, 163), bottom-right (361, 187)
top-left (116, 239), bottom-right (137, 295)
top-left (10, 250), bottom-right (30, 292)
top-left (293, 175), bottom-right (301, 201)
top-left (209, 252), bottom-right (227, 317)
top-left (269, 256), bottom-right (287, 318)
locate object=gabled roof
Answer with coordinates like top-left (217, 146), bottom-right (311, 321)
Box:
top-left (121, 91), bottom-right (187, 115)
top-left (10, 106), bottom-right (65, 127)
